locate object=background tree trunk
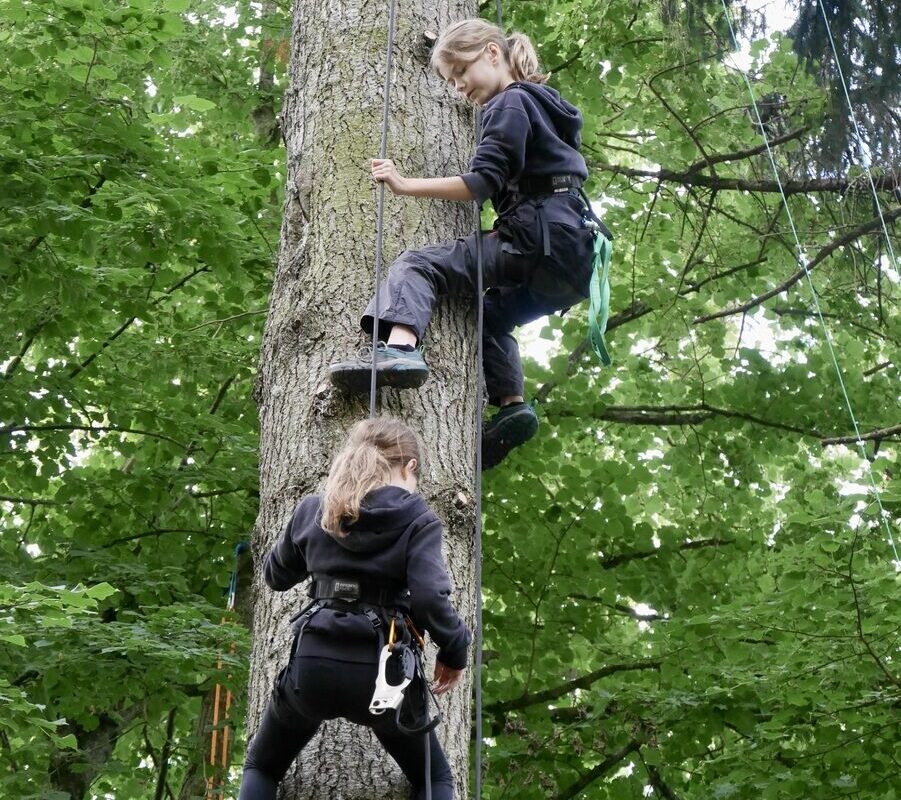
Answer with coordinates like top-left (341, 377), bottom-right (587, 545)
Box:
top-left (247, 1), bottom-right (479, 798)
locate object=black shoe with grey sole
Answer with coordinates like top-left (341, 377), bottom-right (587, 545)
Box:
top-left (329, 343), bottom-right (430, 394)
top-left (482, 403), bottom-right (539, 470)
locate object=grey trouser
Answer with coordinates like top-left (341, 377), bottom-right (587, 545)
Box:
top-left (361, 194), bottom-right (595, 405)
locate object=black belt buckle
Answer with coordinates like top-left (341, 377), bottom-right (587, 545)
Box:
top-left (331, 579), bottom-right (361, 601)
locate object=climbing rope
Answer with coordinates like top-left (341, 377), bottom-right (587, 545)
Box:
top-left (369, 0), bottom-right (399, 419)
top-left (718, 0), bottom-right (899, 563)
top-left (814, 0), bottom-right (897, 271)
top-left (206, 541), bottom-right (248, 800)
top-left (472, 189), bottom-right (486, 798)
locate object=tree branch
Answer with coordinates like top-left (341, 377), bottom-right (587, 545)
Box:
top-left (593, 160), bottom-right (900, 195)
top-left (693, 206), bottom-right (901, 324)
top-left (646, 763), bottom-right (682, 799)
top-left (24, 173), bottom-right (107, 255)
top-left (684, 127), bottom-right (809, 174)
top-left (822, 424), bottom-right (901, 446)
top-left (0, 494), bottom-right (60, 507)
top-left (600, 537), bottom-right (733, 570)
top-left (487, 659), bottom-right (660, 715)
top-left (556, 740), bottom-right (642, 800)
top-left (560, 403), bottom-right (824, 439)
top-left (69, 265), bottom-right (210, 380)
top-left (0, 424), bottom-right (185, 447)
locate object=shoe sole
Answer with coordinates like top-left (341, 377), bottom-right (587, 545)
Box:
top-left (329, 363), bottom-right (429, 394)
top-left (482, 409), bottom-right (539, 470)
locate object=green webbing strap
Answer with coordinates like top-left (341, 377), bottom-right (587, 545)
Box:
top-left (588, 230), bottom-right (613, 365)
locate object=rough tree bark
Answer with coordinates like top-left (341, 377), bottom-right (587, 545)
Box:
top-left (247, 1), bottom-right (479, 798)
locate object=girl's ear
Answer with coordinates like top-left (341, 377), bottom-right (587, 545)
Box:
top-left (405, 457), bottom-right (418, 476)
top-left (486, 41), bottom-right (501, 62)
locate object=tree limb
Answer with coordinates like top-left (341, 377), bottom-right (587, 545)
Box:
top-left (693, 206), bottom-right (901, 324)
top-left (600, 537), bottom-right (734, 569)
top-left (683, 127), bottom-right (810, 174)
top-left (0, 424), bottom-right (186, 447)
top-left (593, 160), bottom-right (900, 195)
top-left (0, 494), bottom-right (61, 507)
top-left (822, 424), bottom-right (901, 446)
top-left (487, 660), bottom-right (660, 715)
top-left (556, 740), bottom-right (642, 800)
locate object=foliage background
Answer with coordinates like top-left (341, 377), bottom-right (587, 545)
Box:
top-left (1, 0), bottom-right (897, 798)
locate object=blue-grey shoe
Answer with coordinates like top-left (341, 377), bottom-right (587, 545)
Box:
top-left (329, 343), bottom-right (429, 394)
top-left (482, 403), bottom-right (539, 470)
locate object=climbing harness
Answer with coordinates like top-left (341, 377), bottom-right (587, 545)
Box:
top-left (288, 573), bottom-right (441, 796)
top-left (504, 174), bottom-right (615, 364)
top-left (718, 0), bottom-right (898, 562)
top-left (205, 541), bottom-right (248, 800)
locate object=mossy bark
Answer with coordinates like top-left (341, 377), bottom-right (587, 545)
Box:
top-left (247, 1), bottom-right (479, 798)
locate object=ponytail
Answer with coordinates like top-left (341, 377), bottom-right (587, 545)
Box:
top-left (431, 19), bottom-right (548, 85)
top-left (505, 31), bottom-right (547, 84)
top-left (320, 418), bottom-right (421, 536)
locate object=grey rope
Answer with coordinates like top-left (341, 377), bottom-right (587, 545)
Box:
top-left (718, 0), bottom-right (898, 563)
top-left (473, 185), bottom-right (485, 798)
top-left (369, 0), bottom-right (398, 419)
top-left (474, 9), bottom-right (506, 797)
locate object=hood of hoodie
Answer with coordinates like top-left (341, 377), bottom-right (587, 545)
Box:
top-left (490, 82), bottom-right (582, 149)
top-left (332, 486), bottom-right (430, 554)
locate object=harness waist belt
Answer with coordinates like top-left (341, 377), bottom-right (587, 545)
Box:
top-left (510, 173), bottom-right (583, 195)
top-left (311, 574), bottom-right (409, 608)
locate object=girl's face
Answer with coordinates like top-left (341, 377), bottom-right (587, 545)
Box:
top-left (441, 43), bottom-right (513, 106)
top-left (389, 458), bottom-right (419, 493)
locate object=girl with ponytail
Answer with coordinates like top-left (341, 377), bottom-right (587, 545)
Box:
top-left (331, 19), bottom-right (612, 470)
top-left (239, 418), bottom-right (470, 800)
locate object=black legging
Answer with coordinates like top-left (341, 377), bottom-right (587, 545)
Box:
top-left (239, 656), bottom-right (453, 799)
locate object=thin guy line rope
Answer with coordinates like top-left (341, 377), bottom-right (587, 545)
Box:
top-left (815, 0), bottom-right (897, 271)
top-left (718, 0), bottom-right (899, 564)
top-left (369, 0), bottom-right (398, 419)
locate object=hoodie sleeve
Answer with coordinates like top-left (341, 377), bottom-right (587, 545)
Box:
top-left (461, 100), bottom-right (532, 204)
top-left (406, 513), bottom-right (472, 670)
top-left (263, 499), bottom-right (313, 591)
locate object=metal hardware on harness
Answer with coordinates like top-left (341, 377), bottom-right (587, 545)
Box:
top-left (369, 642), bottom-right (415, 714)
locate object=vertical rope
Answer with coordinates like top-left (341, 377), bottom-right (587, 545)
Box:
top-left (718, 0), bottom-right (898, 563)
top-left (473, 189), bottom-right (485, 798)
top-left (474, 9), bottom-right (505, 797)
top-left (814, 0), bottom-right (897, 271)
top-left (369, 0), bottom-right (399, 419)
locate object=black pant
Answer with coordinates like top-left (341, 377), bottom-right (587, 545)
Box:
top-left (361, 194), bottom-right (595, 406)
top-left (239, 656), bottom-right (454, 800)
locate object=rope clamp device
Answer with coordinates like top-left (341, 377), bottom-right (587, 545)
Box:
top-left (370, 641), bottom-right (416, 714)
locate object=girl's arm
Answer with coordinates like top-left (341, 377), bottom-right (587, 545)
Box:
top-left (371, 159), bottom-right (473, 201)
top-left (406, 513), bottom-right (472, 670)
top-left (263, 499), bottom-right (312, 590)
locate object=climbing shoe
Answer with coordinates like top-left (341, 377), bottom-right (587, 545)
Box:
top-left (482, 402), bottom-right (539, 470)
top-left (329, 343), bottom-right (429, 394)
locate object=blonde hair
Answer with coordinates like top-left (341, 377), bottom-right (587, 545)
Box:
top-left (430, 19), bottom-right (548, 85)
top-left (320, 418), bottom-right (421, 536)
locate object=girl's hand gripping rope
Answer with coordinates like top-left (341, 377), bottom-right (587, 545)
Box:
top-left (371, 158), bottom-right (408, 195)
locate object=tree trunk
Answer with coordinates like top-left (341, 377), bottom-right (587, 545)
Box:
top-left (247, 1), bottom-right (479, 798)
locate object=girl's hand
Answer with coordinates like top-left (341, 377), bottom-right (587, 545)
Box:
top-left (432, 661), bottom-right (465, 695)
top-left (371, 158), bottom-right (408, 195)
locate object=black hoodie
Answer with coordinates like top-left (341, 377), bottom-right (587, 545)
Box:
top-left (263, 486), bottom-right (472, 670)
top-left (461, 81), bottom-right (589, 217)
